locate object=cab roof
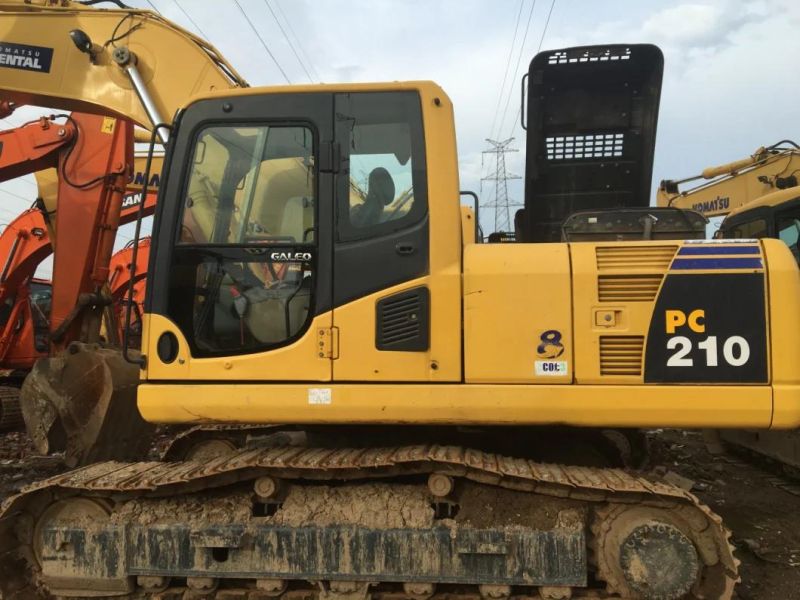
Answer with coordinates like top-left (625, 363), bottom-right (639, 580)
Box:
top-left (726, 186), bottom-right (800, 218)
top-left (183, 80), bottom-right (450, 110)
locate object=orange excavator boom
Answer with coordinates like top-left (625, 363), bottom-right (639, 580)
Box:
top-left (0, 112), bottom-right (144, 462)
top-left (0, 113), bottom-right (136, 350)
top-left (0, 122), bottom-right (158, 430)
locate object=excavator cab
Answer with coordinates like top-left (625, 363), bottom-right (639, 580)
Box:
top-left (144, 88), bottom-right (438, 383)
top-left (719, 188), bottom-right (800, 263)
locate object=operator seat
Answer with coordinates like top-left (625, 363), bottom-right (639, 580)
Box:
top-left (352, 167), bottom-right (395, 227)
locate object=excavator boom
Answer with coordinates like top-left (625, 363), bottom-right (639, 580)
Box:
top-left (657, 143), bottom-right (800, 218)
top-left (0, 0), bottom-right (247, 130)
top-left (0, 111), bottom-right (158, 464)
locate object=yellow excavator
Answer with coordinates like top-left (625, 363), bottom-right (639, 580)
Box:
top-left (0, 34), bottom-right (798, 598)
top-left (658, 142), bottom-right (800, 470)
top-left (657, 142), bottom-right (800, 220)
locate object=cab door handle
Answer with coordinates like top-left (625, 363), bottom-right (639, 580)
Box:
top-left (395, 242), bottom-right (416, 255)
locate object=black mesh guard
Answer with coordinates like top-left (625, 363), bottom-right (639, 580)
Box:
top-left (520, 44), bottom-right (665, 242)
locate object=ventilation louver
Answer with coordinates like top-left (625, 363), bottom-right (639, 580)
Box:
top-left (596, 245), bottom-right (676, 302)
top-left (600, 336), bottom-right (644, 376)
top-left (598, 274), bottom-right (664, 302)
top-left (596, 245), bottom-right (677, 271)
top-left (375, 287), bottom-right (430, 351)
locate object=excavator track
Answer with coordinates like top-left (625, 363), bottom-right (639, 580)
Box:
top-left (0, 385), bottom-right (24, 431)
top-left (0, 445), bottom-right (738, 600)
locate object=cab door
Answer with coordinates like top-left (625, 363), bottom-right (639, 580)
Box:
top-left (146, 92), bottom-right (336, 381)
top-left (330, 89), bottom-right (461, 382)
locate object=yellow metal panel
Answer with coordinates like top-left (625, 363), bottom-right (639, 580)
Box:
top-left (460, 206), bottom-right (476, 246)
top-left (772, 386), bottom-right (800, 429)
top-left (138, 382), bottom-right (773, 429)
top-left (332, 275), bottom-right (460, 381)
top-left (142, 312), bottom-right (332, 382)
top-left (186, 80), bottom-right (452, 108)
top-left (763, 238), bottom-right (800, 427)
top-left (726, 187), bottom-right (800, 217)
top-left (464, 243), bottom-right (572, 383)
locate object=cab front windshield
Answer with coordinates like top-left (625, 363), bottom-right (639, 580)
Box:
top-left (169, 124), bottom-right (316, 356)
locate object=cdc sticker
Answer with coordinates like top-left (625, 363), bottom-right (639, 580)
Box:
top-left (308, 388), bottom-right (332, 405)
top-left (535, 360), bottom-right (569, 376)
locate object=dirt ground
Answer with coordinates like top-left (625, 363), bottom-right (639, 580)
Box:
top-left (649, 429), bottom-right (800, 600)
top-left (0, 428), bottom-right (798, 599)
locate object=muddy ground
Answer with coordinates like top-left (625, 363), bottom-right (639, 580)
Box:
top-left (0, 428), bottom-right (797, 599)
top-left (650, 429), bottom-right (800, 600)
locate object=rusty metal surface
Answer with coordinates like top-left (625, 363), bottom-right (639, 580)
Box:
top-left (19, 344), bottom-right (155, 467)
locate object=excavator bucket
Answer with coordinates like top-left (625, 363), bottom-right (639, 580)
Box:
top-left (20, 343), bottom-right (154, 467)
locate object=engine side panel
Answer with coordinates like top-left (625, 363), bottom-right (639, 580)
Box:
top-left (765, 237), bottom-right (800, 428)
top-left (572, 240), bottom-right (773, 386)
top-left (463, 243), bottom-right (573, 383)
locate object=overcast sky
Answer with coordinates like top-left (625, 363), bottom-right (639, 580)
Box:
top-left (1, 0), bottom-right (798, 275)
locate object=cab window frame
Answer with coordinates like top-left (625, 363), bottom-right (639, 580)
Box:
top-left (774, 197), bottom-right (800, 263)
top-left (335, 91), bottom-right (429, 243)
top-left (720, 208), bottom-right (770, 240)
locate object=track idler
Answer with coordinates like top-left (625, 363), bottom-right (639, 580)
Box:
top-left (20, 342), bottom-right (155, 466)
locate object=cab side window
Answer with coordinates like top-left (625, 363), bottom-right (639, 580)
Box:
top-left (336, 92), bottom-right (427, 241)
top-left (777, 205), bottom-right (800, 264)
top-left (725, 218), bottom-right (767, 239)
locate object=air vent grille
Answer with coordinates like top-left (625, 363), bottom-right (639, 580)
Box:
top-left (548, 47), bottom-right (632, 65)
top-left (546, 132), bottom-right (624, 161)
top-left (598, 274), bottom-right (663, 302)
top-left (596, 245), bottom-right (677, 271)
top-left (600, 336), bottom-right (644, 376)
top-left (375, 287), bottom-right (430, 351)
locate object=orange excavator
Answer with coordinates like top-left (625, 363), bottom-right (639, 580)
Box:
top-left (0, 112), bottom-right (133, 347)
top-left (0, 166), bottom-right (157, 429)
top-left (0, 0), bottom-right (249, 461)
top-left (0, 110), bottom-right (149, 462)
top-left (108, 236), bottom-right (150, 347)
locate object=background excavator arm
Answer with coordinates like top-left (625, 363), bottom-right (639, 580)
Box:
top-left (0, 112), bottom-right (133, 351)
top-left (0, 0), bottom-right (247, 131)
top-left (656, 142), bottom-right (800, 218)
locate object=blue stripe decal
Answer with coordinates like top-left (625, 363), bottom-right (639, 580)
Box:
top-left (672, 257), bottom-right (763, 270)
top-left (678, 245), bottom-right (760, 256)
